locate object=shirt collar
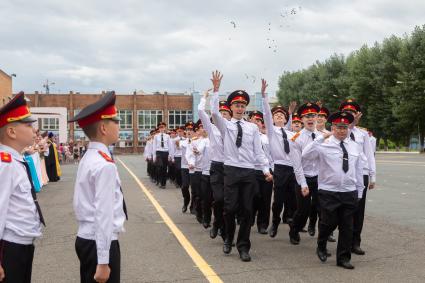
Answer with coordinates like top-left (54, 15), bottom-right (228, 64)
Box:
top-left (88, 142), bottom-right (111, 157)
top-left (231, 118), bottom-right (244, 124)
top-left (0, 144), bottom-right (24, 162)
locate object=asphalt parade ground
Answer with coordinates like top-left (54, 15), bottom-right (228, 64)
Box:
top-left (32, 153), bottom-right (425, 283)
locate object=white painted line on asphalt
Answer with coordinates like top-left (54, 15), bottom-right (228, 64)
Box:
top-left (117, 158), bottom-right (223, 283)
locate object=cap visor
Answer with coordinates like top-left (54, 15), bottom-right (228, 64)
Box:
top-left (19, 116), bottom-right (37, 123)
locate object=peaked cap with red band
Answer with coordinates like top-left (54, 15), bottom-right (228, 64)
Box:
top-left (0, 91), bottom-right (36, 128)
top-left (318, 106), bottom-right (330, 117)
top-left (292, 113), bottom-right (302, 123)
top-left (271, 105), bottom-right (289, 120)
top-left (339, 99), bottom-right (361, 113)
top-left (185, 121), bottom-right (195, 130)
top-left (328, 111), bottom-right (354, 126)
top-left (69, 91), bottom-right (120, 128)
top-left (219, 101), bottom-right (231, 113)
top-left (248, 110), bottom-right (264, 122)
top-left (227, 90), bottom-right (250, 106)
top-left (297, 102), bottom-right (320, 117)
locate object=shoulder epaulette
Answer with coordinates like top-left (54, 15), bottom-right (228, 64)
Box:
top-left (0, 152), bottom-right (12, 163)
top-left (98, 150), bottom-right (114, 163)
top-left (191, 136), bottom-right (199, 141)
top-left (291, 131), bottom-right (301, 142)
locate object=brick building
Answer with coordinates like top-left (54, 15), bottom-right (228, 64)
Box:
top-left (0, 69), bottom-right (13, 104)
top-left (26, 91), bottom-right (193, 153)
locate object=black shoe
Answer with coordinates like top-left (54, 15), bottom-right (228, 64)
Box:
top-left (327, 235), bottom-right (336, 242)
top-left (210, 226), bottom-right (218, 239)
top-left (308, 225), bottom-right (315, 237)
top-left (352, 246), bottom-right (365, 255)
top-left (287, 218), bottom-right (293, 225)
top-left (239, 251), bottom-right (251, 262)
top-left (269, 224), bottom-right (278, 238)
top-left (182, 205), bottom-right (188, 213)
top-left (316, 248), bottom-right (327, 262)
top-left (202, 222), bottom-right (211, 229)
top-left (196, 215), bottom-right (203, 224)
top-left (223, 240), bottom-right (232, 254)
top-left (258, 227), bottom-right (268, 235)
top-left (337, 261), bottom-right (355, 269)
top-left (289, 230), bottom-right (300, 245)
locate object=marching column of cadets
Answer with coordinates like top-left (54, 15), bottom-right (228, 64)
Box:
top-left (145, 71), bottom-right (377, 268)
top-left (0, 72), bottom-right (378, 283)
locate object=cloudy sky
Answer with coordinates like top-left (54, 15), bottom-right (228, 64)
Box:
top-left (1, 0), bottom-right (424, 96)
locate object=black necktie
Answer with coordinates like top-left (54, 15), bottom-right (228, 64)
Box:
top-left (161, 134), bottom-right (164, 148)
top-left (236, 121), bottom-right (243, 148)
top-left (340, 141), bottom-right (349, 173)
top-left (281, 128), bottom-right (290, 154)
top-left (312, 132), bottom-right (316, 140)
top-left (120, 187), bottom-right (129, 220)
top-left (350, 132), bottom-right (355, 141)
top-left (20, 161), bottom-right (46, 226)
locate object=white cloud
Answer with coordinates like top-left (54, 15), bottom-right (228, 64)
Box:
top-left (0, 0), bottom-right (424, 100)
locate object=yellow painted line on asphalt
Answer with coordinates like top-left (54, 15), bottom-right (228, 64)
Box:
top-left (117, 158), bottom-right (223, 283)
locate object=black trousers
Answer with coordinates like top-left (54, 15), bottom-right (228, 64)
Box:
top-left (0, 240), bottom-right (34, 283)
top-left (252, 170), bottom-right (273, 230)
top-left (155, 151), bottom-right (169, 186)
top-left (75, 237), bottom-right (121, 283)
top-left (223, 165), bottom-right (257, 252)
top-left (167, 161), bottom-right (175, 182)
top-left (353, 175), bottom-right (369, 247)
top-left (271, 164), bottom-right (297, 226)
top-left (292, 176), bottom-right (318, 233)
top-left (190, 171), bottom-right (202, 218)
top-left (308, 178), bottom-right (320, 229)
top-left (210, 161), bottom-right (225, 231)
top-left (201, 174), bottom-right (213, 224)
top-left (181, 168), bottom-right (191, 207)
top-left (317, 190), bottom-right (357, 264)
top-left (174, 157), bottom-right (182, 188)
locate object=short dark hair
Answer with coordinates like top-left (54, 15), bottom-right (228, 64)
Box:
top-left (82, 121), bottom-right (101, 140)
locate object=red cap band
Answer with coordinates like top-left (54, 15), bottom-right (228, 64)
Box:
top-left (78, 105), bottom-right (118, 128)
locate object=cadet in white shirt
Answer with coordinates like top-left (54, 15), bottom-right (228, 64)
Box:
top-left (186, 120), bottom-right (209, 225)
top-left (144, 130), bottom-right (155, 183)
top-left (368, 130), bottom-right (377, 154)
top-left (172, 126), bottom-right (185, 188)
top-left (70, 91), bottom-right (128, 283)
top-left (198, 92), bottom-right (232, 240)
top-left (289, 102), bottom-right (322, 245)
top-left (249, 111), bottom-right (274, 235)
top-left (302, 111), bottom-right (364, 270)
top-left (0, 92), bottom-right (44, 283)
top-left (152, 122), bottom-right (172, 188)
top-left (211, 71), bottom-right (272, 262)
top-left (260, 80), bottom-right (305, 239)
top-left (179, 121), bottom-right (195, 213)
top-left (339, 100), bottom-right (376, 255)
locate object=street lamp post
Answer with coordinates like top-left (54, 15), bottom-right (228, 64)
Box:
top-left (43, 79), bottom-right (55, 94)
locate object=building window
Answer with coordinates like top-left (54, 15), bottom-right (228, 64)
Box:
top-left (41, 117), bottom-right (59, 131)
top-left (138, 110), bottom-right (163, 130)
top-left (168, 110), bottom-right (192, 129)
top-left (118, 110), bottom-right (133, 130)
top-left (138, 130), bottom-right (150, 147)
top-left (74, 130), bottom-right (86, 141)
top-left (118, 131), bottom-right (133, 147)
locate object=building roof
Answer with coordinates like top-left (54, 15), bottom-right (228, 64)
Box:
top-left (0, 69), bottom-right (12, 79)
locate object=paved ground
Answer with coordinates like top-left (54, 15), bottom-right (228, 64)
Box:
top-left (32, 153), bottom-right (425, 282)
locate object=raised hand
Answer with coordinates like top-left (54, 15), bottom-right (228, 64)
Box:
top-left (211, 70), bottom-right (223, 92)
top-left (261, 79), bottom-right (268, 98)
top-left (288, 101), bottom-right (297, 114)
